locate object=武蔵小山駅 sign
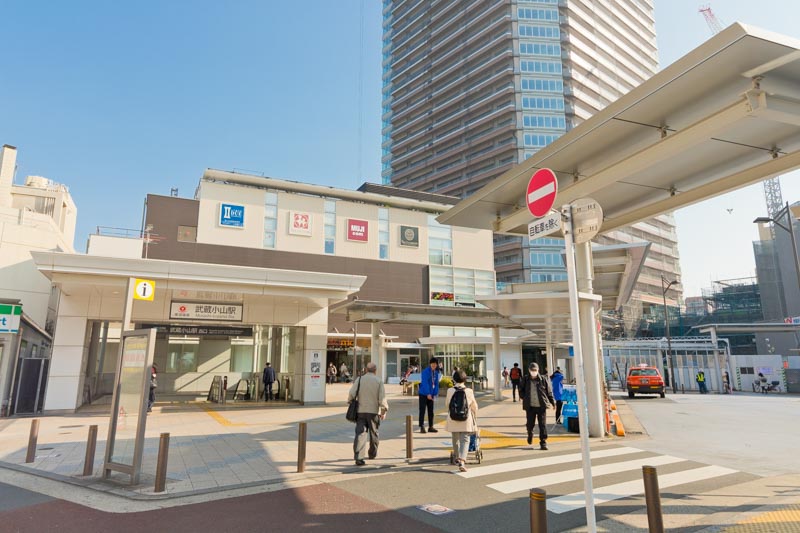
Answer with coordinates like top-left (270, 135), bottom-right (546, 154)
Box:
top-left (400, 225), bottom-right (419, 247)
top-left (0, 304), bottom-right (22, 333)
top-left (346, 219), bottom-right (369, 242)
top-left (170, 302), bottom-right (243, 322)
top-left (289, 211), bottom-right (312, 236)
top-left (528, 211), bottom-right (561, 239)
top-left (133, 279), bottom-right (156, 301)
top-left (219, 203), bottom-right (245, 228)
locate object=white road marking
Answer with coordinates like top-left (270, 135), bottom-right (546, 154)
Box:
top-left (487, 454), bottom-right (685, 495)
top-left (459, 446), bottom-right (642, 479)
top-left (546, 465), bottom-right (739, 514)
top-left (527, 181), bottom-right (556, 205)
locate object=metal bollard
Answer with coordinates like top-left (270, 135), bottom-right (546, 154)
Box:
top-left (405, 415), bottom-right (413, 459)
top-left (25, 419), bottom-right (39, 463)
top-left (529, 488), bottom-right (548, 532)
top-left (154, 433), bottom-right (170, 493)
top-left (681, 383), bottom-right (685, 394)
top-left (643, 465), bottom-right (665, 533)
top-left (297, 422), bottom-right (307, 473)
top-left (83, 425), bottom-right (98, 476)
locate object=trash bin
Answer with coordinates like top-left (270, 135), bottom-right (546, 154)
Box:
top-left (561, 403), bottom-right (579, 433)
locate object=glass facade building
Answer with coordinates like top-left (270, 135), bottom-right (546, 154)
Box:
top-left (381, 0), bottom-right (682, 334)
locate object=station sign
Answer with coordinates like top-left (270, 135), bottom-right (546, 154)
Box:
top-left (170, 302), bottom-right (243, 322)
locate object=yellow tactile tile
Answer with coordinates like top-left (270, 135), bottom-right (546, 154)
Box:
top-left (723, 504), bottom-right (800, 532)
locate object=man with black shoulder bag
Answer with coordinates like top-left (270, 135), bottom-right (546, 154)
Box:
top-left (347, 362), bottom-right (388, 466)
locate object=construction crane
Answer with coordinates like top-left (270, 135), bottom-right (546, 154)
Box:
top-left (699, 4), bottom-right (785, 235)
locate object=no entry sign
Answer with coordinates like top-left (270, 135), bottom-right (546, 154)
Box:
top-left (526, 168), bottom-right (558, 218)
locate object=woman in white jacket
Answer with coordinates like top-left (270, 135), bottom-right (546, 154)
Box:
top-left (445, 370), bottom-right (479, 472)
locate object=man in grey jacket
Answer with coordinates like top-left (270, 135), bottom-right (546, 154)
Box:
top-left (348, 362), bottom-right (388, 466)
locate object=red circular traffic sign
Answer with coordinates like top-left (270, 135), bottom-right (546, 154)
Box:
top-left (526, 168), bottom-right (558, 218)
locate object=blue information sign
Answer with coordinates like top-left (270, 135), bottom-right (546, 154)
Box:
top-left (219, 203), bottom-right (245, 228)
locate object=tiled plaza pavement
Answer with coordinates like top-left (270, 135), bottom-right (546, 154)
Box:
top-left (0, 384), bottom-right (577, 498)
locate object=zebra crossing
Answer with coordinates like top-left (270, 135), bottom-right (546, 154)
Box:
top-left (457, 445), bottom-right (741, 514)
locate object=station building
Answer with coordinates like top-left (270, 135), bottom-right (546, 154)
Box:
top-left (33, 169), bottom-right (516, 412)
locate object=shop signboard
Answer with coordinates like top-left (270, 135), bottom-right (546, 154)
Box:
top-left (289, 211), bottom-right (312, 236)
top-left (103, 328), bottom-right (157, 484)
top-left (170, 302), bottom-right (243, 322)
top-left (0, 304), bottom-right (22, 333)
top-left (219, 203), bottom-right (245, 228)
top-left (400, 225), bottom-right (419, 247)
top-left (346, 219), bottom-right (369, 242)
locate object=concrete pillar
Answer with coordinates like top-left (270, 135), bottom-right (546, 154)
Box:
top-left (575, 241), bottom-right (604, 438)
top-left (709, 327), bottom-right (723, 393)
top-left (371, 322), bottom-right (384, 382)
top-left (493, 327), bottom-right (502, 401)
top-left (545, 339), bottom-right (554, 376)
top-left (0, 145), bottom-right (17, 208)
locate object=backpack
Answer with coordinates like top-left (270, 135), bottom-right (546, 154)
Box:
top-left (449, 388), bottom-right (469, 421)
top-left (510, 367), bottom-right (521, 380)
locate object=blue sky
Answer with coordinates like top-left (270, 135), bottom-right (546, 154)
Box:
top-left (1, 0), bottom-right (798, 296)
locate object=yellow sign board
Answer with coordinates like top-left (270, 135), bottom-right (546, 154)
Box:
top-left (133, 279), bottom-right (156, 301)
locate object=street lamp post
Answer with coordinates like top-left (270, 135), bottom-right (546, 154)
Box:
top-left (661, 276), bottom-right (679, 393)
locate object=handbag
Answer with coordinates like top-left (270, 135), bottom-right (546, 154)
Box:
top-left (346, 376), bottom-right (361, 423)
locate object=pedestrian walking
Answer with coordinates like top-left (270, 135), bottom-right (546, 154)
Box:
top-left (502, 366), bottom-right (509, 388)
top-left (722, 370), bottom-right (731, 394)
top-left (147, 364), bottom-right (157, 413)
top-left (509, 363), bottom-right (522, 401)
top-left (696, 370), bottom-right (708, 394)
top-left (418, 357), bottom-right (441, 433)
top-left (262, 362), bottom-right (276, 401)
top-left (445, 369), bottom-right (478, 472)
top-left (327, 362), bottom-right (337, 384)
top-left (550, 366), bottom-right (564, 423)
top-left (348, 362), bottom-right (388, 466)
top-left (520, 362), bottom-right (555, 450)
top-left (757, 372), bottom-right (768, 394)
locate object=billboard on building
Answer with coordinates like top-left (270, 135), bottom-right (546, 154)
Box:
top-left (347, 219), bottom-right (369, 242)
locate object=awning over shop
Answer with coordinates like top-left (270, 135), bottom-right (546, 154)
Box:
top-left (31, 251), bottom-right (366, 302)
top-left (329, 300), bottom-right (521, 329)
top-left (438, 23), bottom-right (800, 235)
top-left (697, 323), bottom-right (800, 334)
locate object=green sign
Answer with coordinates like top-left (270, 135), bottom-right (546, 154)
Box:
top-left (0, 304), bottom-right (22, 333)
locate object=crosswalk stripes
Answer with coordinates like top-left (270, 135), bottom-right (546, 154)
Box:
top-left (456, 445), bottom-right (741, 515)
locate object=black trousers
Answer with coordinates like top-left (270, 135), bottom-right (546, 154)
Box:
top-left (511, 379), bottom-right (521, 400)
top-left (354, 413), bottom-right (381, 460)
top-left (555, 400), bottom-right (563, 421)
top-left (264, 382), bottom-right (274, 400)
top-left (525, 407), bottom-right (548, 444)
top-left (418, 394), bottom-right (434, 428)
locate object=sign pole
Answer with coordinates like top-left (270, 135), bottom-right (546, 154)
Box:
top-left (562, 203), bottom-right (597, 532)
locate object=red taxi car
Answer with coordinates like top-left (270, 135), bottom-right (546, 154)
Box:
top-left (626, 365), bottom-right (666, 398)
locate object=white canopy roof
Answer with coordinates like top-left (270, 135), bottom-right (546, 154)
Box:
top-left (438, 23), bottom-right (800, 235)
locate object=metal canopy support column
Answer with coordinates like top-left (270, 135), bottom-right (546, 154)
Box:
top-left (575, 241), bottom-right (605, 438)
top-left (546, 339), bottom-right (554, 376)
top-left (493, 327), bottom-right (502, 401)
top-left (708, 326), bottom-right (723, 393)
top-left (371, 322), bottom-right (384, 381)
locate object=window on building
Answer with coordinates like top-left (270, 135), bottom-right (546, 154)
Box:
top-left (522, 96), bottom-right (565, 110)
top-left (524, 133), bottom-right (562, 147)
top-left (428, 214), bottom-right (452, 265)
top-left (520, 60), bottom-right (562, 75)
top-left (166, 341), bottom-right (198, 373)
top-left (379, 207), bottom-right (389, 259)
top-left (519, 24), bottom-right (560, 39)
top-left (230, 342), bottom-right (254, 372)
top-left (264, 191), bottom-right (278, 249)
top-left (523, 114), bottom-right (566, 129)
top-left (177, 225), bottom-right (197, 243)
top-left (324, 199), bottom-right (336, 254)
top-left (521, 78), bottom-right (564, 93)
top-left (519, 43), bottom-right (561, 56)
top-left (517, 8), bottom-right (559, 21)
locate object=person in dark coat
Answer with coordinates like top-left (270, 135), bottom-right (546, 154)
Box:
top-left (520, 362), bottom-right (555, 450)
top-left (262, 362), bottom-right (277, 401)
top-left (147, 364), bottom-right (158, 413)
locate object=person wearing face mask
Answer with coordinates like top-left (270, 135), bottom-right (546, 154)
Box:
top-left (520, 362), bottom-right (555, 450)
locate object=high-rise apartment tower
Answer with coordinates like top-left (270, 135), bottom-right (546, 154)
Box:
top-left (381, 0), bottom-right (682, 333)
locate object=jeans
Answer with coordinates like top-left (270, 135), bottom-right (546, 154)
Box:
top-left (451, 431), bottom-right (472, 462)
top-left (147, 388), bottom-right (156, 411)
top-left (525, 407), bottom-right (548, 444)
top-left (554, 400), bottom-right (563, 422)
top-left (697, 381), bottom-right (707, 394)
top-left (354, 413), bottom-right (381, 460)
top-left (418, 395), bottom-right (435, 428)
top-left (511, 380), bottom-right (521, 401)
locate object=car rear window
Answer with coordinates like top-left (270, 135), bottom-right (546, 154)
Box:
top-left (630, 369), bottom-right (659, 377)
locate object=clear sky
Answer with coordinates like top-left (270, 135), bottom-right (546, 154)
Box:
top-left (1, 0), bottom-right (798, 297)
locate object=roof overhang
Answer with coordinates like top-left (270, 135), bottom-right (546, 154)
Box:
top-left (31, 251), bottom-right (366, 302)
top-left (697, 323), bottom-right (800, 334)
top-left (438, 23), bottom-right (800, 235)
top-left (329, 300), bottom-right (522, 328)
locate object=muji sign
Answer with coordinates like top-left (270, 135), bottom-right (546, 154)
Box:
top-left (347, 219), bottom-right (369, 242)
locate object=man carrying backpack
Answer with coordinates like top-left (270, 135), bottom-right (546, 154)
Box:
top-left (520, 362), bottom-right (555, 450)
top-left (509, 363), bottom-right (522, 401)
top-left (445, 369), bottom-right (478, 472)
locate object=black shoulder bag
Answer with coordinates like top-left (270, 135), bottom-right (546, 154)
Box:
top-left (346, 376), bottom-right (361, 423)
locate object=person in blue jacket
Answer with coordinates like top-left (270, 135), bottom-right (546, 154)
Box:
top-left (418, 357), bottom-right (441, 433)
top-left (550, 367), bottom-right (565, 423)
